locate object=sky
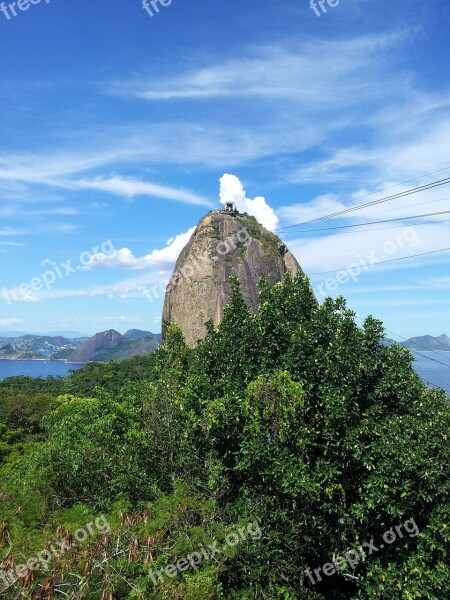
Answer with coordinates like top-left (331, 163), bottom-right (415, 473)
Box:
top-left (0, 0), bottom-right (449, 340)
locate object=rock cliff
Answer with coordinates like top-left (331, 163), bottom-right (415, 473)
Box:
top-left (162, 210), bottom-right (305, 347)
top-left (67, 329), bottom-right (161, 363)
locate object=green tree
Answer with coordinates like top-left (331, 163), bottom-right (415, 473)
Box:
top-left (0, 273), bottom-right (448, 599)
top-left (189, 274), bottom-right (450, 598)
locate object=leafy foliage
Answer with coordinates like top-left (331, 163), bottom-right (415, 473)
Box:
top-left (0, 273), bottom-right (448, 599)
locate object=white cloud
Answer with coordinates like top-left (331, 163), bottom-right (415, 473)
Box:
top-left (0, 206), bottom-right (79, 218)
top-left (83, 172), bottom-right (279, 273)
top-left (72, 177), bottom-right (212, 207)
top-left (419, 276), bottom-right (450, 291)
top-left (278, 183), bottom-right (450, 232)
top-left (113, 35), bottom-right (402, 102)
top-left (278, 194), bottom-right (346, 226)
top-left (219, 174), bottom-right (279, 231)
top-left (1, 33), bottom-right (446, 191)
top-left (0, 228), bottom-right (27, 237)
top-left (0, 153), bottom-right (211, 206)
top-left (290, 120), bottom-right (450, 185)
top-left (88, 227), bottom-right (196, 270)
top-left (0, 33), bottom-right (447, 203)
top-left (49, 316), bottom-right (143, 326)
top-left (6, 267), bottom-right (172, 303)
top-left (0, 148), bottom-right (123, 182)
top-left (0, 223), bottom-right (77, 237)
top-left (101, 316), bottom-right (142, 323)
top-left (285, 222), bottom-right (450, 275)
top-left (0, 318), bottom-right (23, 326)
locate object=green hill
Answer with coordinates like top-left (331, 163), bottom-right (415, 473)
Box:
top-left (0, 274), bottom-right (448, 599)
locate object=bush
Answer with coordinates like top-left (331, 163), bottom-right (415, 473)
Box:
top-left (0, 273), bottom-right (448, 599)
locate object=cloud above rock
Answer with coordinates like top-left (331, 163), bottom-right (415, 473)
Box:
top-left (87, 227), bottom-right (196, 270)
top-left (219, 174), bottom-right (279, 231)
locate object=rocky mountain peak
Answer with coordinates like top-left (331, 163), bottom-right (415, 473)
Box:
top-left (162, 210), bottom-right (306, 347)
top-left (68, 329), bottom-right (123, 363)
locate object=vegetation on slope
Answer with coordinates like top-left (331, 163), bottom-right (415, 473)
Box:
top-left (0, 274), bottom-right (448, 599)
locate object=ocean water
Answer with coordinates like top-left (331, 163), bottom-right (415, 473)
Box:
top-left (0, 355), bottom-right (449, 394)
top-left (412, 351), bottom-right (450, 394)
top-left (0, 360), bottom-right (83, 382)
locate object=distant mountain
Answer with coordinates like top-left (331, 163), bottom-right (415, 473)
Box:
top-left (0, 334), bottom-right (85, 360)
top-left (0, 344), bottom-right (17, 358)
top-left (0, 330), bottom-right (161, 362)
top-left (0, 330), bottom-right (27, 337)
top-left (400, 334), bottom-right (450, 351)
top-left (0, 330), bottom-right (90, 339)
top-left (67, 330), bottom-right (123, 363)
top-left (104, 334), bottom-right (161, 361)
top-left (123, 329), bottom-right (153, 340)
top-left (66, 330), bottom-right (161, 363)
top-left (44, 331), bottom-right (91, 339)
top-left (49, 348), bottom-right (79, 360)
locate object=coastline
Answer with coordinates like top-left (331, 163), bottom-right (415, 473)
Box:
top-left (0, 358), bottom-right (86, 364)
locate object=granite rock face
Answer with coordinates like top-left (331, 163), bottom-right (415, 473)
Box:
top-left (68, 330), bottom-right (123, 363)
top-left (162, 211), bottom-right (306, 347)
top-left (67, 329), bottom-right (161, 363)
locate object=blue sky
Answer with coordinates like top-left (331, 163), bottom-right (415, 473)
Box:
top-left (0, 0), bottom-right (449, 339)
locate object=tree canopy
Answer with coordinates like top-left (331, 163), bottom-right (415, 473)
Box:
top-left (0, 273), bottom-right (448, 599)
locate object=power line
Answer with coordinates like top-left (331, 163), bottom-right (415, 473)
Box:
top-left (412, 369), bottom-right (449, 390)
top-left (393, 350), bottom-right (450, 392)
top-left (352, 165), bottom-right (450, 201)
top-left (318, 178), bottom-right (450, 223)
top-left (356, 319), bottom-right (450, 367)
top-left (278, 210), bottom-right (450, 234)
top-left (281, 219), bottom-right (450, 238)
top-left (354, 319), bottom-right (450, 390)
top-left (381, 328), bottom-right (450, 370)
top-left (366, 194), bottom-right (450, 216)
top-left (279, 177), bottom-right (450, 231)
top-left (279, 193), bottom-right (450, 237)
top-left (308, 245), bottom-right (450, 276)
top-left (285, 165), bottom-right (450, 223)
top-left (427, 381), bottom-right (445, 390)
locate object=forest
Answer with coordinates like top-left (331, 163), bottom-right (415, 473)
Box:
top-left (0, 274), bottom-right (449, 599)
